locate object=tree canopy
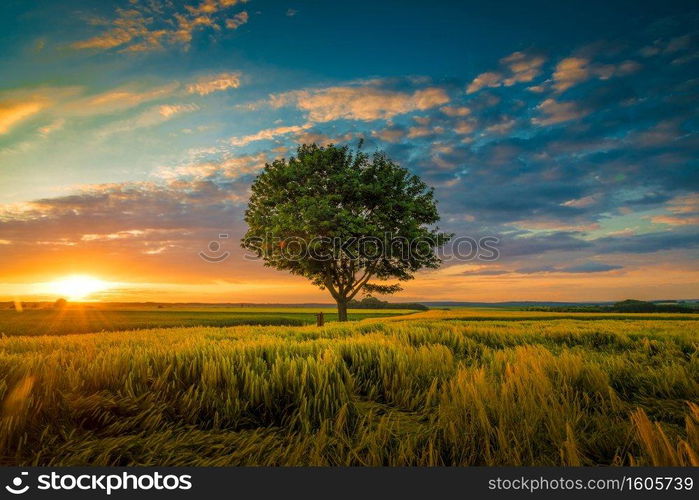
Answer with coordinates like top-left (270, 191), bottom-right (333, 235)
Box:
top-left (241, 143), bottom-right (451, 321)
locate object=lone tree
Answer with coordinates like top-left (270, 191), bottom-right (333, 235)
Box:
top-left (242, 143), bottom-right (451, 321)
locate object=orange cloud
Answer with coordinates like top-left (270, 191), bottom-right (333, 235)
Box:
top-left (226, 11), bottom-right (249, 29)
top-left (648, 195), bottom-right (699, 226)
top-left (0, 100), bottom-right (46, 134)
top-left (371, 127), bottom-right (406, 143)
top-left (72, 9), bottom-right (154, 50)
top-left (72, 83), bottom-right (181, 115)
top-left (186, 72), bottom-right (242, 95)
top-left (552, 57), bottom-right (641, 92)
top-left (650, 215), bottom-right (699, 226)
top-left (157, 152), bottom-right (269, 180)
top-left (72, 0), bottom-right (248, 52)
top-left (466, 51), bottom-right (546, 93)
top-left (229, 123), bottom-right (312, 146)
top-left (454, 120), bottom-right (476, 134)
top-left (270, 85), bottom-right (449, 122)
top-left (440, 106), bottom-right (471, 117)
top-left (466, 71), bottom-right (502, 94)
top-left (94, 103), bottom-right (199, 137)
top-left (561, 195), bottom-right (598, 208)
top-left (532, 98), bottom-right (589, 126)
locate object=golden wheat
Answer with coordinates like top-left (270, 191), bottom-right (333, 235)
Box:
top-left (0, 311), bottom-right (697, 465)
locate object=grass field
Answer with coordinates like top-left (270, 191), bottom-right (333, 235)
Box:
top-left (0, 305), bottom-right (414, 336)
top-left (0, 309), bottom-right (697, 466)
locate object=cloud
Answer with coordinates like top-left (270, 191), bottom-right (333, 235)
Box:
top-left (71, 1), bottom-right (249, 52)
top-left (38, 118), bottom-right (66, 137)
top-left (551, 57), bottom-right (588, 93)
top-left (0, 82), bottom-right (187, 145)
top-left (295, 129), bottom-right (354, 145)
top-left (466, 72), bottom-right (502, 94)
top-left (186, 73), bottom-right (242, 95)
top-left (466, 51), bottom-right (546, 93)
top-left (516, 262), bottom-right (622, 274)
top-left (0, 100), bottom-right (47, 134)
top-left (157, 152), bottom-right (269, 180)
top-left (628, 120), bottom-right (682, 148)
top-left (594, 230), bottom-right (699, 254)
top-left (229, 123), bottom-right (311, 146)
top-left (225, 11), bottom-right (249, 29)
top-left (561, 194), bottom-right (598, 208)
top-left (500, 52), bottom-right (547, 86)
top-left (71, 9), bottom-right (152, 50)
top-left (3, 75), bottom-right (242, 133)
top-left (648, 194), bottom-right (699, 226)
top-left (371, 127), bottom-right (406, 143)
top-left (71, 83), bottom-right (181, 115)
top-left (96, 103), bottom-right (199, 137)
top-left (407, 125), bottom-right (443, 138)
top-left (552, 57), bottom-right (641, 92)
top-left (485, 118), bottom-right (516, 134)
top-left (650, 215), bottom-right (699, 226)
top-left (269, 84), bottom-right (449, 122)
top-left (640, 34), bottom-right (694, 57)
top-left (454, 120), bottom-right (476, 134)
top-left (560, 262), bottom-right (623, 273)
top-left (532, 98), bottom-right (589, 125)
top-left (511, 219), bottom-right (600, 233)
top-left (440, 106), bottom-right (471, 117)
top-left (0, 183), bottom-right (228, 242)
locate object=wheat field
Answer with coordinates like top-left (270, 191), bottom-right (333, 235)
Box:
top-left (0, 310), bottom-right (697, 466)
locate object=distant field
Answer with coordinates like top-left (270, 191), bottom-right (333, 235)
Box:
top-left (0, 305), bottom-right (415, 336)
top-left (0, 309), bottom-right (696, 466)
top-left (388, 307), bottom-right (699, 321)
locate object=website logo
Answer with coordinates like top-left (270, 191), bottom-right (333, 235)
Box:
top-left (5, 472), bottom-right (30, 495)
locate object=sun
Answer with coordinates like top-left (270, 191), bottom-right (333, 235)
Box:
top-left (48, 275), bottom-right (110, 301)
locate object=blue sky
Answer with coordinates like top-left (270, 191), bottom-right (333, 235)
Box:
top-left (0, 0), bottom-right (698, 301)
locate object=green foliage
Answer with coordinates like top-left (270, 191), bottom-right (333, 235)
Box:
top-left (526, 299), bottom-right (697, 314)
top-left (241, 143), bottom-right (451, 320)
top-left (0, 311), bottom-right (697, 465)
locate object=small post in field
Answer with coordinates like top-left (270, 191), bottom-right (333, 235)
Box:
top-left (316, 312), bottom-right (324, 327)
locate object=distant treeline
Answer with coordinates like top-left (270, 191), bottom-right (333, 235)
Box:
top-left (525, 299), bottom-right (698, 313)
top-left (347, 296), bottom-right (428, 310)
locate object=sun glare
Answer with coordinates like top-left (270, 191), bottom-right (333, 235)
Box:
top-left (48, 275), bottom-right (110, 301)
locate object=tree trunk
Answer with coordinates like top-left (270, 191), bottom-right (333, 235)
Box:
top-left (336, 298), bottom-right (348, 322)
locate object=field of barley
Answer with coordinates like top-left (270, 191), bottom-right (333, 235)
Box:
top-left (0, 309), bottom-right (697, 466)
top-left (0, 304), bottom-right (413, 336)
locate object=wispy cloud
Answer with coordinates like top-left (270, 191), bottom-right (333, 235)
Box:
top-left (552, 57), bottom-right (640, 92)
top-left (517, 262), bottom-right (623, 274)
top-left (266, 83), bottom-right (449, 122)
top-left (0, 86), bottom-right (82, 135)
top-left (71, 0), bottom-right (250, 53)
top-left (186, 72), bottom-right (242, 95)
top-left (649, 194), bottom-right (699, 226)
top-left (225, 11), bottom-right (249, 29)
top-left (466, 51), bottom-right (546, 93)
top-left (229, 123), bottom-right (311, 146)
top-left (0, 100), bottom-right (47, 134)
top-left (95, 103), bottom-right (199, 137)
top-left (532, 98), bottom-right (589, 125)
top-left (37, 118), bottom-right (66, 137)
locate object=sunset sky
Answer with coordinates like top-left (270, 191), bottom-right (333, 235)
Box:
top-left (1, 0), bottom-right (698, 302)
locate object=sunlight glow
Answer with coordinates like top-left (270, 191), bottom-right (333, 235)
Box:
top-left (46, 275), bottom-right (111, 300)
